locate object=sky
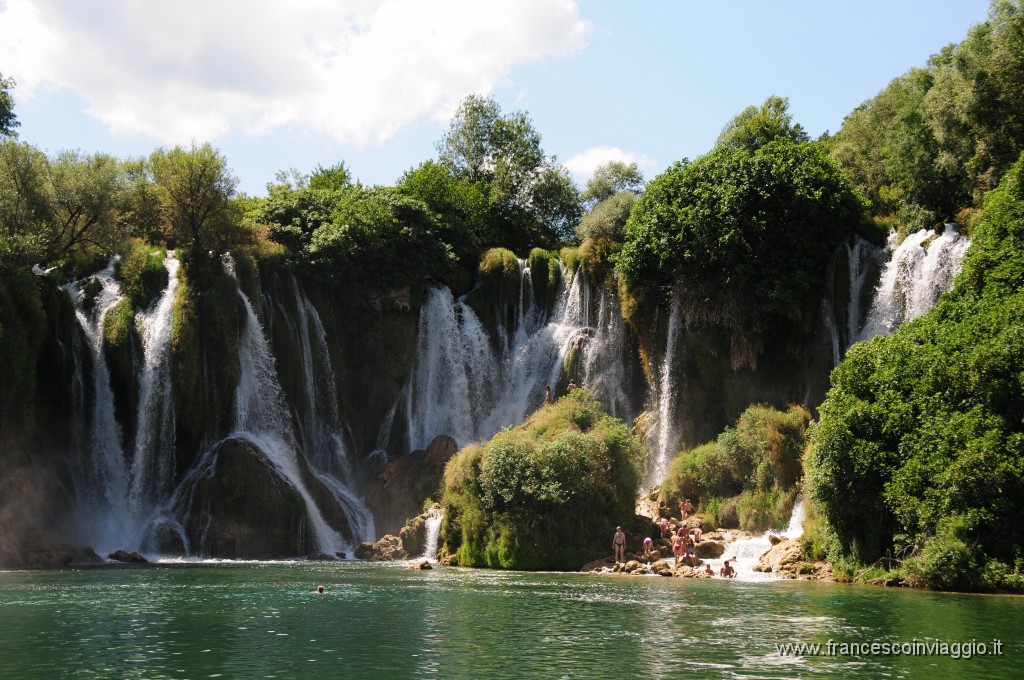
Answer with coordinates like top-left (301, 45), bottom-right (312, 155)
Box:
top-left (0, 0), bottom-right (995, 197)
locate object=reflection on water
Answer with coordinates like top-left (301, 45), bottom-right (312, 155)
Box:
top-left (0, 562), bottom-right (1021, 679)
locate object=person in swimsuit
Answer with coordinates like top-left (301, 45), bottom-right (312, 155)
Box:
top-left (643, 536), bottom-right (653, 554)
top-left (720, 560), bottom-right (736, 578)
top-left (691, 525), bottom-right (702, 544)
top-left (684, 533), bottom-right (697, 567)
top-left (613, 526), bottom-right (626, 563)
top-left (703, 563), bottom-right (714, 576)
top-left (544, 385), bottom-right (553, 406)
top-left (672, 528), bottom-right (685, 570)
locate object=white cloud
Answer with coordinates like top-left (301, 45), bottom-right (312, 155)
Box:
top-left (0, 0), bottom-right (590, 145)
top-left (564, 145), bottom-right (658, 183)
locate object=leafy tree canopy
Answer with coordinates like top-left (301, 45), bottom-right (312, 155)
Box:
top-left (619, 138), bottom-right (866, 367)
top-left (436, 94), bottom-right (581, 248)
top-left (580, 160), bottom-right (644, 206)
top-left (0, 72), bottom-right (17, 137)
top-left (716, 95), bottom-right (809, 151)
top-left (807, 151), bottom-right (1024, 591)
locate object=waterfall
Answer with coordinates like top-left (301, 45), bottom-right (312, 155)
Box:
top-left (858, 226), bottom-right (970, 341)
top-left (127, 253), bottom-right (179, 541)
top-left (66, 259), bottom-right (130, 551)
top-left (824, 238), bottom-right (885, 366)
top-left (289, 278), bottom-right (375, 542)
top-left (422, 508), bottom-right (444, 562)
top-left (229, 281), bottom-right (345, 555)
top-left (649, 293), bottom-right (683, 485)
top-left (708, 498), bottom-right (806, 581)
top-left (403, 264), bottom-right (638, 452)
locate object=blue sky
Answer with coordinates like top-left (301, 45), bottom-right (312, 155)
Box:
top-left (0, 0), bottom-right (993, 196)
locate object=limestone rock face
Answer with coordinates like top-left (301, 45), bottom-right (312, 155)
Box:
top-left (182, 437), bottom-right (352, 559)
top-left (365, 435), bottom-right (459, 538)
top-left (695, 540), bottom-right (726, 559)
top-left (354, 534), bottom-right (408, 561)
top-left (754, 538), bottom-right (803, 574)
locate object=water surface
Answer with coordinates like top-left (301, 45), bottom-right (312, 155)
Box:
top-left (0, 562), bottom-right (1019, 678)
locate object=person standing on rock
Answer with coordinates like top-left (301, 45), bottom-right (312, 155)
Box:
top-left (672, 527), bottom-right (685, 570)
top-left (544, 385), bottom-right (553, 406)
top-left (612, 526), bottom-right (626, 563)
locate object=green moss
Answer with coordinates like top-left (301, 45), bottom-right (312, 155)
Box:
top-left (440, 389), bottom-right (644, 570)
top-left (527, 247), bottom-right (561, 312)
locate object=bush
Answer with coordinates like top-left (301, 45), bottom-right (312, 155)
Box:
top-left (440, 389), bottom-right (644, 570)
top-left (659, 403), bottom-right (810, 531)
top-left (806, 152), bottom-right (1024, 591)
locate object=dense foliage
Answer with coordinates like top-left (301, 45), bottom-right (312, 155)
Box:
top-left (0, 72), bottom-right (16, 137)
top-left (619, 137), bottom-right (866, 368)
top-left (807, 153), bottom-right (1024, 591)
top-left (659, 404), bottom-right (810, 531)
top-left (828, 0), bottom-right (1024, 226)
top-left (439, 389), bottom-right (644, 570)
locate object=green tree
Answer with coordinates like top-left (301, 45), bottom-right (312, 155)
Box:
top-left (44, 150), bottom-right (127, 262)
top-left (620, 139), bottom-right (865, 367)
top-left (148, 143), bottom-right (239, 253)
top-left (437, 95), bottom-right (580, 248)
top-left (0, 141), bottom-right (49, 270)
top-left (716, 95), bottom-right (809, 150)
top-left (0, 72), bottom-right (17, 137)
top-left (397, 160), bottom-right (488, 265)
top-left (580, 160), bottom-right (644, 207)
top-left (575, 191), bottom-right (636, 243)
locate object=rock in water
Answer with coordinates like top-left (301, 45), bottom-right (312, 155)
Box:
top-left (108, 550), bottom-right (148, 563)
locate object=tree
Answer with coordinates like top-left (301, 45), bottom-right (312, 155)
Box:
top-left (575, 191), bottom-right (636, 243)
top-left (716, 95), bottom-right (809, 150)
top-left (0, 141), bottom-right (48, 270)
top-left (580, 160), bottom-right (644, 207)
top-left (0, 72), bottom-right (17, 137)
top-left (619, 139), bottom-right (866, 368)
top-left (437, 95), bottom-right (580, 249)
top-left (148, 143), bottom-right (239, 253)
top-left (44, 150), bottom-right (127, 262)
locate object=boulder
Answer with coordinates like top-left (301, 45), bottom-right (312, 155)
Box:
top-left (365, 436), bottom-right (459, 537)
top-left (108, 550), bottom-right (148, 563)
top-left (754, 538), bottom-right (802, 574)
top-left (768, 534), bottom-right (784, 546)
top-left (354, 534), bottom-right (408, 561)
top-left (409, 559), bottom-right (433, 570)
top-left (695, 540), bottom-right (726, 559)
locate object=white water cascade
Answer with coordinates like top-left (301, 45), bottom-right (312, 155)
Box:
top-left (421, 508), bottom-right (444, 562)
top-left (403, 264), bottom-right (638, 451)
top-left (858, 226), bottom-right (971, 341)
top-left (649, 294), bottom-right (684, 485)
top-left (228, 271), bottom-right (345, 555)
top-left (823, 238), bottom-right (885, 366)
top-left (127, 253), bottom-right (180, 541)
top-left (709, 498), bottom-right (807, 581)
top-left (288, 278), bottom-right (375, 543)
top-left (66, 259), bottom-right (130, 551)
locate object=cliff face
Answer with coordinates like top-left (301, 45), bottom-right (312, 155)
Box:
top-left (0, 239), bottom-right (890, 563)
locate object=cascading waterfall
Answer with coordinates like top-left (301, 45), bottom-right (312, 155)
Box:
top-left (403, 264), bottom-right (638, 451)
top-left (708, 498), bottom-right (806, 581)
top-left (824, 238), bottom-right (885, 366)
top-left (66, 259), bottom-right (130, 551)
top-left (288, 277), bottom-right (375, 542)
top-left (421, 508), bottom-right (444, 561)
top-left (228, 272), bottom-right (344, 555)
top-left (649, 293), bottom-right (683, 486)
top-left (127, 253), bottom-right (179, 542)
top-left (858, 226), bottom-right (971, 341)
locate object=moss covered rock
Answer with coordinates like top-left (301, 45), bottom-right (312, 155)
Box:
top-left (440, 389), bottom-right (645, 570)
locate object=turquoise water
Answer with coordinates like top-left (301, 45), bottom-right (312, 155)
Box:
top-left (0, 562), bottom-right (1020, 679)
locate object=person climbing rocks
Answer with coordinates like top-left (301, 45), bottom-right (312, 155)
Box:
top-left (643, 536), bottom-right (653, 554)
top-left (672, 527), bottom-right (686, 570)
top-left (544, 385), bottom-right (553, 406)
top-left (612, 526), bottom-right (626, 563)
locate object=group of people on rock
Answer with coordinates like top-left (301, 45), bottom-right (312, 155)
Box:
top-left (612, 498), bottom-right (739, 578)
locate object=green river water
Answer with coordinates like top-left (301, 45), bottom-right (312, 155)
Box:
top-left (0, 561), bottom-right (1020, 679)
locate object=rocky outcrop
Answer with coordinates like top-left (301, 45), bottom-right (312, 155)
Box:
top-left (108, 550), bottom-right (148, 563)
top-left (754, 537), bottom-right (832, 580)
top-left (354, 534), bottom-right (407, 561)
top-left (365, 435), bottom-right (458, 537)
top-left (181, 437), bottom-right (346, 559)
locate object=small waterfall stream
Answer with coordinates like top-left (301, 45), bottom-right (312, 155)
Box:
top-left (708, 499), bottom-right (806, 581)
top-left (650, 293), bottom-right (683, 485)
top-left (422, 508), bottom-right (444, 562)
